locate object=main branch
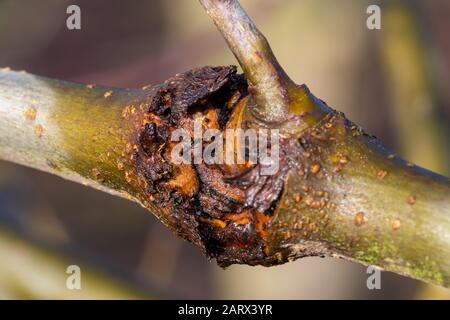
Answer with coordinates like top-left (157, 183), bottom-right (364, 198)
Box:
top-left (0, 0), bottom-right (449, 288)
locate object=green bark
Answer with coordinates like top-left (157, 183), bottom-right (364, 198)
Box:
top-left (267, 111), bottom-right (450, 286)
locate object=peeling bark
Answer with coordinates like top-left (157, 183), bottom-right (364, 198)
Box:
top-left (132, 66), bottom-right (281, 266)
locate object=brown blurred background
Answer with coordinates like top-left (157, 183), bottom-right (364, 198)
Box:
top-left (0, 0), bottom-right (449, 299)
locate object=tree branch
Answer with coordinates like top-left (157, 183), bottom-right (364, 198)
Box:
top-left (0, 69), bottom-right (148, 201)
top-left (199, 0), bottom-right (328, 128)
top-left (0, 0), bottom-right (449, 288)
top-left (199, 0), bottom-right (292, 124)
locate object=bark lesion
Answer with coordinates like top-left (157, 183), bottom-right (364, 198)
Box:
top-left (132, 66), bottom-right (298, 266)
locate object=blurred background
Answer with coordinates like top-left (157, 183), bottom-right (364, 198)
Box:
top-left (0, 0), bottom-right (449, 299)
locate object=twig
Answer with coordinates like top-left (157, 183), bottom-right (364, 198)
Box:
top-left (199, 0), bottom-right (295, 124)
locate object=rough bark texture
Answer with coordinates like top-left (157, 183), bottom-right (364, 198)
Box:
top-left (124, 66), bottom-right (450, 285)
top-left (129, 66), bottom-right (329, 267)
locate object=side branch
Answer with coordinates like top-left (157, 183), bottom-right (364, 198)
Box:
top-left (199, 0), bottom-right (295, 123)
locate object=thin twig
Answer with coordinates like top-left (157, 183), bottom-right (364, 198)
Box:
top-left (199, 0), bottom-right (295, 123)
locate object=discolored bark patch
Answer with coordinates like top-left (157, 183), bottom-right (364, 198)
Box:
top-left (132, 66), bottom-right (305, 266)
